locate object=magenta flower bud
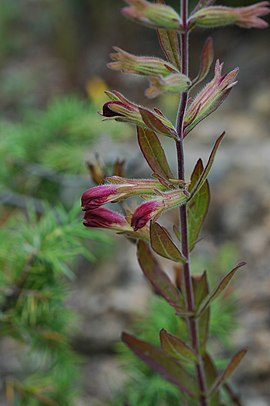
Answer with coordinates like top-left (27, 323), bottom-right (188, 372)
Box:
top-left (81, 185), bottom-right (125, 210)
top-left (184, 60), bottom-right (238, 135)
top-left (191, 2), bottom-right (269, 29)
top-left (145, 73), bottom-right (191, 99)
top-left (131, 191), bottom-right (188, 231)
top-left (122, 0), bottom-right (181, 30)
top-left (131, 199), bottom-right (162, 231)
top-left (108, 47), bottom-right (179, 77)
top-left (81, 178), bottom-right (167, 210)
top-left (101, 90), bottom-right (177, 137)
top-left (83, 208), bottom-right (130, 231)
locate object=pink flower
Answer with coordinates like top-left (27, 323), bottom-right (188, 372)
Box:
top-left (83, 208), bottom-right (129, 230)
top-left (191, 2), bottom-right (270, 29)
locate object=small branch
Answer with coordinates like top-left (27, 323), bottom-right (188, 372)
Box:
top-left (0, 254), bottom-right (35, 313)
top-left (224, 383), bottom-right (243, 406)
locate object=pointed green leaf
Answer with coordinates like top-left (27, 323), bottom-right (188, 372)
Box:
top-left (192, 37), bottom-right (214, 89)
top-left (188, 159), bottom-right (210, 251)
top-left (197, 262), bottom-right (246, 317)
top-left (189, 158), bottom-right (204, 191)
top-left (192, 272), bottom-right (209, 354)
top-left (137, 127), bottom-right (174, 181)
top-left (203, 353), bottom-right (220, 406)
top-left (122, 332), bottom-right (198, 398)
top-left (137, 240), bottom-right (186, 311)
top-left (157, 28), bottom-right (181, 71)
top-left (150, 222), bottom-right (186, 263)
top-left (209, 349), bottom-right (247, 397)
top-left (189, 132), bottom-right (225, 200)
top-left (160, 329), bottom-right (198, 362)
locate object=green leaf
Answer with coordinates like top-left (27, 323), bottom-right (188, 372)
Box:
top-left (191, 37), bottom-right (214, 89)
top-left (160, 329), bottom-right (198, 362)
top-left (137, 241), bottom-right (186, 312)
top-left (192, 272), bottom-right (209, 354)
top-left (150, 222), bottom-right (185, 263)
top-left (189, 132), bottom-right (225, 200)
top-left (137, 127), bottom-right (174, 181)
top-left (122, 333), bottom-right (198, 398)
top-left (188, 159), bottom-right (210, 251)
top-left (203, 353), bottom-right (220, 406)
top-left (197, 262), bottom-right (246, 317)
top-left (209, 349), bottom-right (247, 397)
top-left (157, 28), bottom-right (181, 71)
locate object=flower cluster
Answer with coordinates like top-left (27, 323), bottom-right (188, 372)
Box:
top-left (81, 176), bottom-right (188, 235)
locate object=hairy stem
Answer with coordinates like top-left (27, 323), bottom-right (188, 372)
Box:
top-left (176, 1), bottom-right (208, 405)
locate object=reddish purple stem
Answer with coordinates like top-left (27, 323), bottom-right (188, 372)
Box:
top-left (176, 1), bottom-right (208, 405)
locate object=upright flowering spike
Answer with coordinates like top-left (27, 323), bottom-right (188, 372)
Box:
top-left (145, 73), bottom-right (191, 99)
top-left (83, 208), bottom-right (130, 231)
top-left (131, 190), bottom-right (188, 231)
top-left (184, 60), bottom-right (238, 135)
top-left (81, 178), bottom-right (167, 211)
top-left (108, 47), bottom-right (179, 77)
top-left (191, 2), bottom-right (270, 29)
top-left (122, 0), bottom-right (182, 30)
top-left (101, 91), bottom-right (177, 137)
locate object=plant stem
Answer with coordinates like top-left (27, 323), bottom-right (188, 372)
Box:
top-left (176, 1), bottom-right (208, 405)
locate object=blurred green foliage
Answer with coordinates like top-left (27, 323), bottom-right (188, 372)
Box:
top-left (110, 243), bottom-right (238, 406)
top-left (0, 96), bottom-right (128, 204)
top-left (0, 204), bottom-right (111, 405)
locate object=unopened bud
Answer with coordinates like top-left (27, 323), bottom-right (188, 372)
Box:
top-left (81, 178), bottom-right (167, 211)
top-left (191, 2), bottom-right (269, 29)
top-left (83, 208), bottom-right (130, 231)
top-left (101, 90), bottom-right (176, 137)
top-left (122, 0), bottom-right (182, 30)
top-left (145, 73), bottom-right (191, 99)
top-left (131, 190), bottom-right (188, 231)
top-left (108, 47), bottom-right (179, 77)
top-left (184, 60), bottom-right (238, 134)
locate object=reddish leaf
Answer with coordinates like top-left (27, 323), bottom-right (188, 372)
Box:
top-left (122, 333), bottom-right (198, 398)
top-left (139, 108), bottom-right (177, 138)
top-left (160, 329), bottom-right (198, 362)
top-left (188, 159), bottom-right (210, 251)
top-left (150, 222), bottom-right (186, 263)
top-left (137, 240), bottom-right (186, 312)
top-left (192, 37), bottom-right (214, 88)
top-left (157, 29), bottom-right (181, 71)
top-left (197, 262), bottom-right (246, 317)
top-left (189, 132), bottom-right (225, 199)
top-left (209, 349), bottom-right (247, 396)
top-left (203, 353), bottom-right (220, 406)
top-left (192, 272), bottom-right (209, 354)
top-left (137, 127), bottom-right (174, 181)
top-left (189, 159), bottom-right (204, 191)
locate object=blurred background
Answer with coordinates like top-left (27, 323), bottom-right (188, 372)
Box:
top-left (0, 1), bottom-right (269, 405)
